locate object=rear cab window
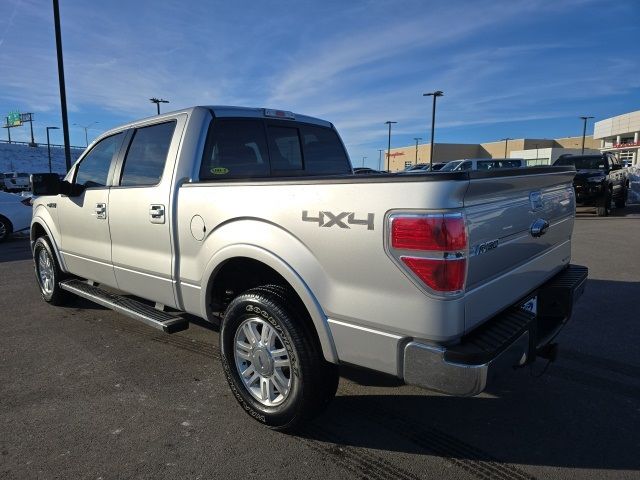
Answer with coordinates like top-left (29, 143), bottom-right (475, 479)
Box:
top-left (199, 117), bottom-right (351, 181)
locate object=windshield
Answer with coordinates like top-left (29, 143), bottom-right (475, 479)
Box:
top-left (555, 156), bottom-right (605, 170)
top-left (439, 161), bottom-right (463, 172)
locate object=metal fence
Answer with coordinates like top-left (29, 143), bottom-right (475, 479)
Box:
top-left (0, 140), bottom-right (85, 150)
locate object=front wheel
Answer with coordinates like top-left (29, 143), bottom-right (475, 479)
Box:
top-left (220, 286), bottom-right (338, 431)
top-left (615, 188), bottom-right (627, 209)
top-left (596, 193), bottom-right (610, 217)
top-left (0, 216), bottom-right (11, 243)
top-left (33, 236), bottom-right (72, 305)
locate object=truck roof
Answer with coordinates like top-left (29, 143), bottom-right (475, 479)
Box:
top-left (113, 106), bottom-right (333, 132)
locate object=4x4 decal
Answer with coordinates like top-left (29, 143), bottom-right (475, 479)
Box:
top-left (302, 210), bottom-right (375, 230)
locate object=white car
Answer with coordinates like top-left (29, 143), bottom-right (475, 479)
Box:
top-left (0, 191), bottom-right (32, 242)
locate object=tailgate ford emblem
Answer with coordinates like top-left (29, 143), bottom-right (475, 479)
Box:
top-left (530, 218), bottom-right (550, 238)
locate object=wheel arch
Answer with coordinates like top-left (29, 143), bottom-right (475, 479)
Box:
top-left (30, 212), bottom-right (67, 272)
top-left (201, 244), bottom-right (338, 364)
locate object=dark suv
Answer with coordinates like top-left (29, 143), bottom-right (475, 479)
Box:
top-left (554, 153), bottom-right (629, 216)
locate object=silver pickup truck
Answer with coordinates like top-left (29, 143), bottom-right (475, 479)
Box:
top-left (30, 106), bottom-right (587, 430)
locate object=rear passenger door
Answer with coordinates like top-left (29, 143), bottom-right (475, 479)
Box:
top-left (108, 117), bottom-right (183, 307)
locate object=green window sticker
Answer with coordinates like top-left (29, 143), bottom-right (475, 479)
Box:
top-left (210, 167), bottom-right (229, 175)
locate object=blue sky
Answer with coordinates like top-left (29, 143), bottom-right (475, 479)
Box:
top-left (1, 0), bottom-right (638, 169)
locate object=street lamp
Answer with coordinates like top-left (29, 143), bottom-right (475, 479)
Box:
top-left (53, 0), bottom-right (72, 171)
top-left (150, 97), bottom-right (169, 115)
top-left (413, 137), bottom-right (422, 165)
top-left (501, 137), bottom-right (512, 158)
top-left (73, 121), bottom-right (99, 147)
top-left (423, 90), bottom-right (443, 168)
top-left (385, 121), bottom-right (397, 171)
top-left (46, 126), bottom-right (60, 173)
top-left (580, 116), bottom-right (594, 154)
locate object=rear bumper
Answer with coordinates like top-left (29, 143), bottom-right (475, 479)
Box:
top-left (403, 264), bottom-right (588, 396)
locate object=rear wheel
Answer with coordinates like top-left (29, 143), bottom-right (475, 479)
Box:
top-left (220, 286), bottom-right (339, 431)
top-left (33, 236), bottom-right (73, 305)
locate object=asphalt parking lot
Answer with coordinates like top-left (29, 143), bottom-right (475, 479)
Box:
top-left (1, 206), bottom-right (639, 480)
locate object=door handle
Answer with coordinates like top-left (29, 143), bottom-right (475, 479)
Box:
top-left (149, 204), bottom-right (165, 224)
top-left (95, 203), bottom-right (107, 219)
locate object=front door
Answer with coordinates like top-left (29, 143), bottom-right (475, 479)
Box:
top-left (57, 131), bottom-right (126, 287)
top-left (108, 119), bottom-right (180, 307)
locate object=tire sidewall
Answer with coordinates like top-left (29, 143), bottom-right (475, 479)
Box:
top-left (220, 293), bottom-right (304, 428)
top-left (0, 217), bottom-right (10, 242)
top-left (33, 237), bottom-right (57, 302)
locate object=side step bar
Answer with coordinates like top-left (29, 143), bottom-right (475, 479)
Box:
top-left (60, 279), bottom-right (188, 333)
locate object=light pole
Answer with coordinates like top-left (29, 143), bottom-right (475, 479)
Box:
top-left (502, 137), bottom-right (512, 158)
top-left (74, 122), bottom-right (99, 147)
top-left (150, 97), bottom-right (169, 115)
top-left (580, 116), bottom-right (594, 154)
top-left (413, 137), bottom-right (422, 165)
top-left (362, 156), bottom-right (367, 167)
top-left (385, 121), bottom-right (397, 171)
top-left (534, 143), bottom-right (539, 161)
top-left (53, 0), bottom-right (72, 171)
top-left (423, 90), bottom-right (443, 168)
top-left (46, 127), bottom-right (60, 173)
top-left (377, 149), bottom-right (383, 171)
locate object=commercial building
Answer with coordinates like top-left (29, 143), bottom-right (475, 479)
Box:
top-left (385, 136), bottom-right (600, 172)
top-left (593, 110), bottom-right (640, 166)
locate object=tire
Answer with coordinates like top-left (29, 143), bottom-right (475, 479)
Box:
top-left (33, 236), bottom-right (72, 305)
top-left (596, 193), bottom-right (610, 217)
top-left (220, 286), bottom-right (339, 431)
top-left (0, 216), bottom-right (12, 243)
top-left (615, 188), bottom-right (627, 209)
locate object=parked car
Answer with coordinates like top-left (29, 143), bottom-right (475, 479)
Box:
top-left (1, 172), bottom-right (30, 192)
top-left (553, 153), bottom-right (629, 216)
top-left (0, 191), bottom-right (32, 242)
top-left (401, 162), bottom-right (447, 173)
top-left (440, 158), bottom-right (526, 172)
top-left (30, 106), bottom-right (586, 430)
top-left (353, 167), bottom-right (383, 175)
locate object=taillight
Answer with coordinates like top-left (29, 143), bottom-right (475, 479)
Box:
top-left (388, 213), bottom-right (467, 294)
top-left (391, 215), bottom-right (466, 251)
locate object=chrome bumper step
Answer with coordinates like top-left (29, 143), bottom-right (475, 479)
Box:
top-left (59, 279), bottom-right (188, 333)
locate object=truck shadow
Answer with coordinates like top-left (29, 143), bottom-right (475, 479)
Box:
top-left (301, 277), bottom-right (640, 472)
top-left (0, 236), bottom-right (31, 263)
top-left (576, 203), bottom-right (640, 218)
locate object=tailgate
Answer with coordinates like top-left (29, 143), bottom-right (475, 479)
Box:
top-left (463, 167), bottom-right (576, 332)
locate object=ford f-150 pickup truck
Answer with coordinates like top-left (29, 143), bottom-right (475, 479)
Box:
top-left (30, 106), bottom-right (587, 430)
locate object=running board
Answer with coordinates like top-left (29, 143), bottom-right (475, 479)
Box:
top-left (60, 279), bottom-right (188, 333)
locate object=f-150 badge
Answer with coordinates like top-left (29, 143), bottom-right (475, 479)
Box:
top-left (302, 210), bottom-right (375, 230)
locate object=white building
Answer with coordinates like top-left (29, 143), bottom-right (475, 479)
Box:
top-left (593, 110), bottom-right (640, 166)
top-left (509, 147), bottom-right (599, 166)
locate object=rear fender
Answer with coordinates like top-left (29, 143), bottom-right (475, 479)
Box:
top-left (198, 220), bottom-right (338, 364)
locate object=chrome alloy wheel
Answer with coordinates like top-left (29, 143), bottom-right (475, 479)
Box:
top-left (234, 317), bottom-right (292, 407)
top-left (0, 221), bottom-right (7, 240)
top-left (37, 249), bottom-right (55, 295)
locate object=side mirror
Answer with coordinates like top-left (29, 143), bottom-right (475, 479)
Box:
top-left (30, 173), bottom-right (61, 196)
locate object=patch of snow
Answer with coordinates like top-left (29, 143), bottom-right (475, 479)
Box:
top-left (0, 142), bottom-right (83, 174)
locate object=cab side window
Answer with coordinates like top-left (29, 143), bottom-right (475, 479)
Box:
top-left (75, 132), bottom-right (125, 188)
top-left (200, 119), bottom-right (269, 180)
top-left (120, 121), bottom-right (176, 186)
